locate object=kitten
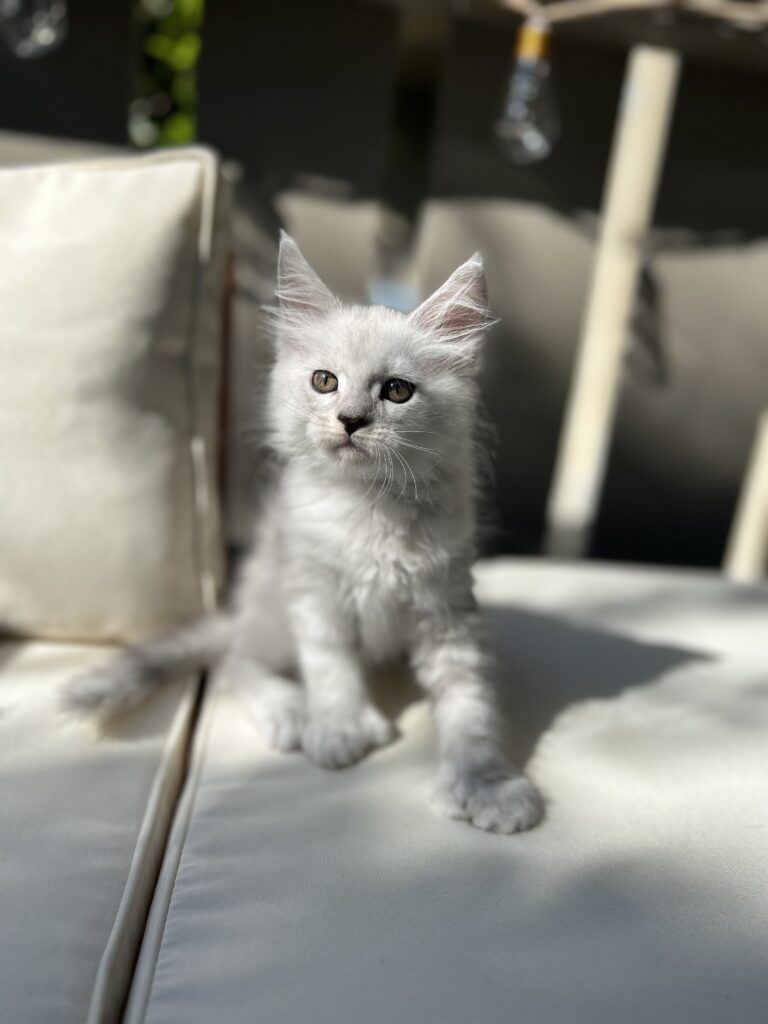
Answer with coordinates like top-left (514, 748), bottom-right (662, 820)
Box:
top-left (64, 232), bottom-right (542, 835)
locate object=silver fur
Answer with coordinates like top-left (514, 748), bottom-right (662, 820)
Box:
top-left (64, 233), bottom-right (542, 834)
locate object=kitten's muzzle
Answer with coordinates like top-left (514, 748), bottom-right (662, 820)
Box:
top-left (338, 414), bottom-right (370, 436)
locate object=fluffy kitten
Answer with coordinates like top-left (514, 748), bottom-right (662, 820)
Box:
top-left (64, 232), bottom-right (542, 835)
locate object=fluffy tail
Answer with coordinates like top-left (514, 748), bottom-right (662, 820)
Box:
top-left (62, 612), bottom-right (234, 720)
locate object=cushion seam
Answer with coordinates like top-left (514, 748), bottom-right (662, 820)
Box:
top-left (123, 675), bottom-right (224, 1024)
top-left (84, 678), bottom-right (201, 1024)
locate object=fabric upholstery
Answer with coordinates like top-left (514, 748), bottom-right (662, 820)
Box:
top-left (125, 560), bottom-right (768, 1024)
top-left (0, 641), bottom-right (198, 1024)
top-left (0, 148), bottom-right (228, 642)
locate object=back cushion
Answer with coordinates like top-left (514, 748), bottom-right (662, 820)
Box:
top-left (0, 150), bottom-right (226, 642)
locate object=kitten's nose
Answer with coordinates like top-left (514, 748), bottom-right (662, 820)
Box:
top-left (338, 414), bottom-right (369, 436)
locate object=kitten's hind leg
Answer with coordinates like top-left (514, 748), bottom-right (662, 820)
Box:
top-left (222, 576), bottom-right (306, 752)
top-left (290, 588), bottom-right (395, 769)
top-left (250, 676), bottom-right (305, 752)
top-left (223, 656), bottom-right (305, 753)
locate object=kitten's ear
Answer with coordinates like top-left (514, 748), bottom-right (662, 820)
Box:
top-left (276, 231), bottom-right (338, 321)
top-left (408, 253), bottom-right (494, 360)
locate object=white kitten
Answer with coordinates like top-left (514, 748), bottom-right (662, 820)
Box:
top-left (64, 233), bottom-right (542, 835)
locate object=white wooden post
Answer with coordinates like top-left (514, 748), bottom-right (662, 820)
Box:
top-left (724, 412), bottom-right (768, 582)
top-left (544, 46), bottom-right (682, 558)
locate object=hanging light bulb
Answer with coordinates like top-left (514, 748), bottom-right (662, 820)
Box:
top-left (495, 17), bottom-right (561, 165)
top-left (0, 0), bottom-right (68, 59)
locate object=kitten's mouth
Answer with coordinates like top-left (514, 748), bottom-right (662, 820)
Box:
top-left (332, 436), bottom-right (366, 459)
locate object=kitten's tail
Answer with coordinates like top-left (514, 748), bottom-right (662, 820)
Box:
top-left (61, 611), bottom-right (234, 720)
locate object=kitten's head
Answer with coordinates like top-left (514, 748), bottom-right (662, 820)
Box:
top-left (266, 232), bottom-right (494, 493)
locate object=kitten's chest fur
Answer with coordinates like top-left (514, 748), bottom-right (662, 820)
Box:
top-left (285, 468), bottom-right (464, 661)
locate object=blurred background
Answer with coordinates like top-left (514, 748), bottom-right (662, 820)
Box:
top-left (1, 0), bottom-right (766, 567)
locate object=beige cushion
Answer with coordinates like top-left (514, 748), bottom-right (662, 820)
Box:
top-left (0, 641), bottom-right (198, 1024)
top-left (126, 560), bottom-right (768, 1024)
top-left (0, 148), bottom-right (228, 642)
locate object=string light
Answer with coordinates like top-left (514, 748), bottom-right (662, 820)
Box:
top-left (0, 0), bottom-right (67, 59)
top-left (494, 0), bottom-right (768, 164)
top-left (496, 17), bottom-right (561, 164)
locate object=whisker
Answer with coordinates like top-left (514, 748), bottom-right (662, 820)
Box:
top-left (382, 445), bottom-right (395, 501)
top-left (390, 444), bottom-right (418, 502)
top-left (352, 447), bottom-right (383, 512)
top-left (374, 445), bottom-right (390, 503)
top-left (400, 449), bottom-right (419, 502)
top-left (397, 440), bottom-right (441, 459)
top-left (383, 442), bottom-right (407, 500)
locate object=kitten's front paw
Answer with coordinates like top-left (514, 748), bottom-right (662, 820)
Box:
top-left (433, 764), bottom-right (543, 835)
top-left (302, 705), bottom-right (395, 769)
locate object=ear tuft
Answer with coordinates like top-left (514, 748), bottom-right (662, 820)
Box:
top-left (276, 231), bottom-right (339, 322)
top-left (408, 252), bottom-right (495, 356)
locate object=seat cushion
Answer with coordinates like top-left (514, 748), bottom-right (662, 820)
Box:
top-left (0, 641), bottom-right (198, 1024)
top-left (0, 148), bottom-right (228, 642)
top-left (124, 559), bottom-right (768, 1024)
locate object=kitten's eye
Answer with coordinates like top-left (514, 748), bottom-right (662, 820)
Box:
top-left (381, 378), bottom-right (415, 404)
top-left (311, 370), bottom-right (338, 394)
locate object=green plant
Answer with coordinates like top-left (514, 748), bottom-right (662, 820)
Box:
top-left (128, 0), bottom-right (204, 149)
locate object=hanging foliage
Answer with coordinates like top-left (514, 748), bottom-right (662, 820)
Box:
top-left (129, 0), bottom-right (205, 149)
